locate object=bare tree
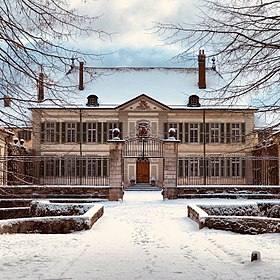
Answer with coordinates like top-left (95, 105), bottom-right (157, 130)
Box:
top-left (0, 0), bottom-right (107, 127)
top-left (155, 0), bottom-right (280, 129)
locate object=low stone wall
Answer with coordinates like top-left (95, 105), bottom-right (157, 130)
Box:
top-left (0, 186), bottom-right (124, 201)
top-left (206, 216), bottom-right (280, 234)
top-left (0, 202), bottom-right (104, 234)
top-left (0, 207), bottom-right (31, 219)
top-left (187, 202), bottom-right (280, 234)
top-left (177, 185), bottom-right (280, 199)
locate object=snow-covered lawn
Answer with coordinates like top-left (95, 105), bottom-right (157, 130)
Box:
top-left (0, 191), bottom-right (279, 280)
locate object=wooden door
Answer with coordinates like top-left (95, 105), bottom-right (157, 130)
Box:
top-left (136, 159), bottom-right (150, 183)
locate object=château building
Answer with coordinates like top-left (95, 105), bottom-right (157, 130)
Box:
top-left (30, 51), bottom-right (266, 188)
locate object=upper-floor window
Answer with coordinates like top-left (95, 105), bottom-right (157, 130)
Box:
top-left (210, 123), bottom-right (220, 143)
top-left (231, 123), bottom-right (241, 143)
top-left (227, 123), bottom-right (245, 143)
top-left (87, 123), bottom-right (97, 143)
top-left (66, 123), bottom-right (77, 142)
top-left (41, 121), bottom-right (123, 144)
top-left (45, 122), bottom-right (55, 142)
top-left (190, 123), bottom-right (199, 143)
top-left (108, 122), bottom-right (119, 139)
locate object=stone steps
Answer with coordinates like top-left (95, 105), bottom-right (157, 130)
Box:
top-left (125, 184), bottom-right (161, 191)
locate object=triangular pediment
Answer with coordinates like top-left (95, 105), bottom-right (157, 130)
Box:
top-left (117, 94), bottom-right (170, 111)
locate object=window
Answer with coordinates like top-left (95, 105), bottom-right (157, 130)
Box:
top-left (18, 129), bottom-right (32, 142)
top-left (210, 123), bottom-right (220, 143)
top-left (168, 123), bottom-right (178, 139)
top-left (227, 123), bottom-right (245, 143)
top-left (178, 158), bottom-right (204, 177)
top-left (190, 123), bottom-right (199, 143)
top-left (187, 95), bottom-right (201, 107)
top-left (226, 158), bottom-right (246, 177)
top-left (189, 159), bottom-right (199, 177)
top-left (231, 123), bottom-right (241, 143)
top-left (86, 95), bottom-right (99, 107)
top-left (210, 158), bottom-right (221, 177)
top-left (179, 157), bottom-right (245, 179)
top-left (66, 123), bottom-right (76, 142)
top-left (87, 123), bottom-right (97, 143)
top-left (44, 159), bottom-right (59, 176)
top-left (109, 122), bottom-right (119, 139)
top-left (45, 123), bottom-right (55, 142)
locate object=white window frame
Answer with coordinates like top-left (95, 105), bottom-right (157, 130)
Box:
top-left (190, 123), bottom-right (199, 143)
top-left (45, 122), bottom-right (55, 143)
top-left (210, 123), bottom-right (220, 143)
top-left (66, 123), bottom-right (76, 143)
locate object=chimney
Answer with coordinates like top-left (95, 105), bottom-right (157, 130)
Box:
top-left (4, 95), bottom-right (12, 107)
top-left (79, 61), bottom-right (84, 90)
top-left (38, 72), bottom-right (44, 102)
top-left (198, 49), bottom-right (206, 89)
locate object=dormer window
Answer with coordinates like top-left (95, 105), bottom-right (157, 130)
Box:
top-left (86, 95), bottom-right (99, 107)
top-left (187, 95), bottom-right (201, 107)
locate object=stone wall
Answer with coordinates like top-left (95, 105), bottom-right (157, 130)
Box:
top-left (187, 202), bottom-right (280, 234)
top-left (0, 203), bottom-right (104, 234)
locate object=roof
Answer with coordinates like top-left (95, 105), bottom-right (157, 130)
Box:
top-left (33, 66), bottom-right (253, 110)
top-left (1, 66), bottom-right (260, 130)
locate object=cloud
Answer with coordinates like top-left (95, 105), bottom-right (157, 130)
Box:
top-left (70, 0), bottom-right (196, 66)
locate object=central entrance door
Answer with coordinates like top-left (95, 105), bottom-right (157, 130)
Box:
top-left (136, 158), bottom-right (150, 183)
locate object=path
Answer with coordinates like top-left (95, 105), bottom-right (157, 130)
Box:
top-left (0, 192), bottom-right (279, 280)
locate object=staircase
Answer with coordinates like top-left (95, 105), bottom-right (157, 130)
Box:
top-left (125, 183), bottom-right (161, 191)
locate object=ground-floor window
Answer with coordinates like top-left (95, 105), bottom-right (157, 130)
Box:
top-left (40, 157), bottom-right (109, 178)
top-left (178, 157), bottom-right (245, 178)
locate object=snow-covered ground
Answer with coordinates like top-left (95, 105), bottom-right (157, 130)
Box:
top-left (0, 191), bottom-right (279, 280)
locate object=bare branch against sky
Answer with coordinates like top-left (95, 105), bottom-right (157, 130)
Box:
top-left (0, 0), bottom-right (107, 127)
top-left (154, 0), bottom-right (280, 128)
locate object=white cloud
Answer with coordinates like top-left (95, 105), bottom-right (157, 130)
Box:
top-left (69, 0), bottom-right (196, 66)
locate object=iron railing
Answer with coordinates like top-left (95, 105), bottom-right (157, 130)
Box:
top-left (5, 156), bottom-right (110, 186)
top-left (178, 156), bottom-right (279, 186)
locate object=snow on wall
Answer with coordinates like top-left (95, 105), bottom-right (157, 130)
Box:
top-left (187, 201), bottom-right (280, 234)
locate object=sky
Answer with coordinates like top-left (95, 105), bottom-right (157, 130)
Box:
top-left (70, 0), bottom-right (196, 67)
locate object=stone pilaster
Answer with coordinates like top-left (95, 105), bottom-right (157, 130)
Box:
top-left (108, 140), bottom-right (125, 200)
top-left (162, 139), bottom-right (180, 199)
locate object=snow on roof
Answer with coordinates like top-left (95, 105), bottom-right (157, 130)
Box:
top-left (36, 66), bottom-right (251, 109)
top-left (0, 66), bottom-right (257, 129)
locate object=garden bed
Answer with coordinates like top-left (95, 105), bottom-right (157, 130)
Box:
top-left (0, 200), bottom-right (104, 234)
top-left (187, 201), bottom-right (280, 234)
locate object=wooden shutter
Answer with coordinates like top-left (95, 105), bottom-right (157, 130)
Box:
top-left (55, 123), bottom-right (60, 143)
top-left (184, 123), bottom-right (189, 143)
top-left (164, 123), bottom-right (168, 139)
top-left (118, 122), bottom-right (123, 139)
top-left (241, 123), bottom-right (246, 143)
top-left (205, 123), bottom-right (210, 143)
top-left (226, 123), bottom-right (231, 143)
top-left (103, 122), bottom-right (108, 143)
top-left (242, 158), bottom-right (246, 177)
top-left (220, 123), bottom-right (225, 143)
top-left (41, 122), bottom-right (45, 143)
top-left (199, 123), bottom-right (204, 143)
top-left (178, 159), bottom-right (183, 177)
top-left (97, 122), bottom-right (102, 143)
top-left (77, 122), bottom-right (81, 142)
top-left (82, 122), bottom-right (87, 143)
top-left (61, 122), bottom-right (66, 143)
top-left (179, 123), bottom-right (183, 141)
